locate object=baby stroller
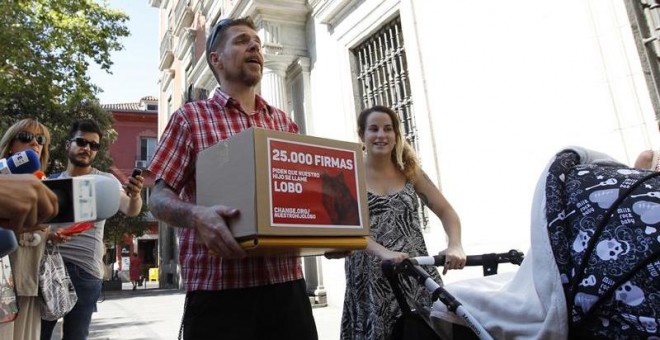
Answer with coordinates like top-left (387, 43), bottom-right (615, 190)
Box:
top-left (383, 147), bottom-right (660, 339)
top-left (383, 250), bottom-right (524, 340)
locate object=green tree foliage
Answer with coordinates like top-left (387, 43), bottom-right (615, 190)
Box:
top-left (0, 0), bottom-right (128, 171)
top-left (47, 99), bottom-right (117, 174)
top-left (0, 1), bottom-right (150, 246)
top-left (0, 0), bottom-right (129, 119)
top-left (105, 202), bottom-right (151, 249)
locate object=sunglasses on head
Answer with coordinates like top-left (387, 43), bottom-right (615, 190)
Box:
top-left (207, 18), bottom-right (234, 53)
top-left (15, 131), bottom-right (47, 145)
top-left (70, 138), bottom-right (101, 151)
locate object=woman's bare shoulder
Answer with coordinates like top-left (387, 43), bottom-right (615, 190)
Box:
top-left (634, 149), bottom-right (655, 169)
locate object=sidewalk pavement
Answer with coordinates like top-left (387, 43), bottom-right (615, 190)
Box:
top-left (47, 257), bottom-right (346, 340)
top-left (74, 281), bottom-right (343, 340)
top-left (48, 248), bottom-right (519, 339)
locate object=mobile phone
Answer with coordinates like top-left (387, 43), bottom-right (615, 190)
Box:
top-left (127, 168), bottom-right (142, 197)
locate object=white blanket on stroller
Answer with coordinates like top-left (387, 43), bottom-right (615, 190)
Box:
top-left (430, 147), bottom-right (616, 339)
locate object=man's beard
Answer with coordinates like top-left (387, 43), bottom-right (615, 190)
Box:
top-left (226, 66), bottom-right (262, 87)
top-left (69, 152), bottom-right (92, 168)
top-left (243, 70), bottom-right (262, 87)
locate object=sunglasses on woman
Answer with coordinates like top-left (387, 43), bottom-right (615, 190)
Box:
top-left (70, 137), bottom-right (101, 151)
top-left (15, 131), bottom-right (47, 145)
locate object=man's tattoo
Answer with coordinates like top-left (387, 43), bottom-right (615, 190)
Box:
top-left (149, 181), bottom-right (193, 228)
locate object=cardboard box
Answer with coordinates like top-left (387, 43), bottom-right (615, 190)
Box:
top-left (238, 236), bottom-right (368, 257)
top-left (197, 127), bottom-right (369, 254)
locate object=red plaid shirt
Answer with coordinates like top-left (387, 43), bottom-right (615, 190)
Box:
top-left (148, 88), bottom-right (303, 291)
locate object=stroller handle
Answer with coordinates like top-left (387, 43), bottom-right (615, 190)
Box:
top-left (382, 259), bottom-right (495, 340)
top-left (411, 249), bottom-right (525, 267)
top-left (382, 250), bottom-right (524, 340)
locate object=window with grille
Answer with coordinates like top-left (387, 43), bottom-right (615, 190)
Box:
top-left (353, 16), bottom-right (419, 150)
top-left (351, 15), bottom-right (429, 229)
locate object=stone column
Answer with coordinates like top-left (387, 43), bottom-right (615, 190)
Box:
top-left (261, 56), bottom-right (289, 110)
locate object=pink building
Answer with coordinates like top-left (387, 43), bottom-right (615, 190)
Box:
top-left (103, 96), bottom-right (159, 280)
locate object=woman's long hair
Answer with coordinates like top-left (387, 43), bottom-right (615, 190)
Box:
top-left (0, 118), bottom-right (51, 171)
top-left (357, 105), bottom-right (419, 183)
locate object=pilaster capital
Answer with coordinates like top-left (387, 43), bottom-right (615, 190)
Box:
top-left (263, 54), bottom-right (295, 75)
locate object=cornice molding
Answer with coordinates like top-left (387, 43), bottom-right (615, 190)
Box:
top-left (111, 112), bottom-right (159, 123)
top-left (231, 0), bottom-right (309, 24)
top-left (309, 0), bottom-right (354, 25)
top-left (286, 56), bottom-right (310, 79)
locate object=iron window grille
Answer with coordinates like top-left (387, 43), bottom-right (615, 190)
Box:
top-left (352, 16), bottom-right (429, 229)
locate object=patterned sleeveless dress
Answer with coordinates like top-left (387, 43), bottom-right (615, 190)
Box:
top-left (340, 182), bottom-right (442, 340)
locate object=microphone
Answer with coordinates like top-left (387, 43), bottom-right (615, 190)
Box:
top-left (45, 174), bottom-right (120, 224)
top-left (0, 230), bottom-right (17, 258)
top-left (0, 149), bottom-right (41, 174)
top-left (0, 149), bottom-right (41, 257)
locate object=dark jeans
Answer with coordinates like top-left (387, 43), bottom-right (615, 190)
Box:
top-left (41, 262), bottom-right (102, 340)
top-left (182, 279), bottom-right (318, 340)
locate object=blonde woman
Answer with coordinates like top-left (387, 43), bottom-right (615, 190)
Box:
top-left (341, 106), bottom-right (466, 340)
top-left (0, 119), bottom-right (57, 339)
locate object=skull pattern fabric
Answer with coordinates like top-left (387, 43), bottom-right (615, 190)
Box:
top-left (545, 150), bottom-right (660, 338)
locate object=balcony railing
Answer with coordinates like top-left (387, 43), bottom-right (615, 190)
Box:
top-left (175, 28), bottom-right (195, 60)
top-left (173, 0), bottom-right (193, 36)
top-left (159, 30), bottom-right (174, 70)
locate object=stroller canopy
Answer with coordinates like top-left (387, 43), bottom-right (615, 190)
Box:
top-left (431, 147), bottom-right (660, 339)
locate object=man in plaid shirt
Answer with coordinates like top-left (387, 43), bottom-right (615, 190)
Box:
top-left (148, 17), bottom-right (318, 340)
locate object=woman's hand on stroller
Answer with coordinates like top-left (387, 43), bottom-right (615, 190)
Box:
top-left (439, 244), bottom-right (466, 275)
top-left (378, 249), bottom-right (409, 265)
top-left (365, 237), bottom-right (409, 264)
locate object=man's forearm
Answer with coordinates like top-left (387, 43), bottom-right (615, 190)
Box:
top-left (118, 192), bottom-right (143, 217)
top-left (148, 181), bottom-right (196, 228)
top-left (126, 195), bottom-right (142, 217)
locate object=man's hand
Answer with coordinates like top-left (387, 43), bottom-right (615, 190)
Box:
top-left (48, 230), bottom-right (72, 244)
top-left (124, 173), bottom-right (145, 198)
top-left (191, 205), bottom-right (246, 259)
top-left (0, 174), bottom-right (58, 233)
